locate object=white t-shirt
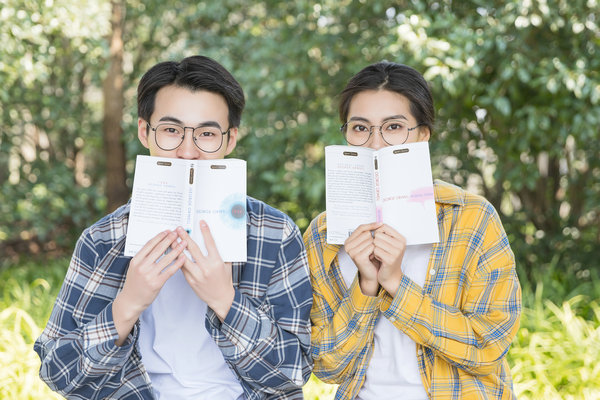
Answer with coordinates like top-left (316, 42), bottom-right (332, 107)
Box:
top-left (337, 244), bottom-right (432, 400)
top-left (138, 269), bottom-right (244, 400)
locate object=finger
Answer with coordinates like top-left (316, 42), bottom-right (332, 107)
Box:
top-left (356, 222), bottom-right (384, 232)
top-left (373, 246), bottom-right (395, 265)
top-left (180, 258), bottom-right (205, 285)
top-left (348, 222), bottom-right (383, 240)
top-left (348, 242), bottom-right (375, 264)
top-left (369, 253), bottom-right (381, 266)
top-left (198, 220), bottom-right (219, 256)
top-left (353, 240), bottom-right (375, 257)
top-left (176, 226), bottom-right (205, 261)
top-left (346, 236), bottom-right (375, 259)
top-left (374, 224), bottom-right (404, 240)
top-left (373, 235), bottom-right (405, 259)
top-left (134, 230), bottom-right (169, 259)
top-left (158, 253), bottom-right (186, 283)
top-left (346, 231), bottom-right (373, 251)
top-left (373, 243), bottom-right (405, 269)
top-left (374, 226), bottom-right (406, 246)
top-left (374, 232), bottom-right (405, 250)
top-left (345, 229), bottom-right (375, 250)
top-left (155, 239), bottom-right (187, 271)
top-left (144, 231), bottom-right (180, 262)
top-left (373, 243), bottom-right (394, 259)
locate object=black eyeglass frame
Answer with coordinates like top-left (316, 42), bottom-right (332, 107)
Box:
top-left (146, 122), bottom-right (231, 153)
top-left (339, 121), bottom-right (425, 146)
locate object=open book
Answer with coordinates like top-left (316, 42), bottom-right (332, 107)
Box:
top-left (124, 155), bottom-right (247, 262)
top-left (325, 142), bottom-right (439, 245)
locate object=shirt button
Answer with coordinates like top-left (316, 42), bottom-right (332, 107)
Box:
top-left (429, 269), bottom-right (436, 276)
top-left (389, 316), bottom-right (397, 322)
top-left (417, 349), bottom-right (423, 356)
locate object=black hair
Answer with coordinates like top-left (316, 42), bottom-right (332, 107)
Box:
top-left (137, 55), bottom-right (245, 128)
top-left (339, 61), bottom-right (434, 136)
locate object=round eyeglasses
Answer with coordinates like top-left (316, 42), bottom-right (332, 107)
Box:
top-left (340, 120), bottom-right (424, 146)
top-left (147, 122), bottom-right (230, 153)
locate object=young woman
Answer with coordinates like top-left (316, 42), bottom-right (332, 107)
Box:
top-left (304, 61), bottom-right (521, 399)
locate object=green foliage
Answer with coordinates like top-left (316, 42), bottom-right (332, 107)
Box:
top-left (0, 0), bottom-right (108, 254)
top-left (0, 259), bottom-right (66, 399)
top-left (406, 0), bottom-right (600, 297)
top-left (0, 164), bottom-right (105, 252)
top-left (1, 0), bottom-right (598, 298)
top-left (509, 289), bottom-right (600, 399)
top-left (2, 260), bottom-right (600, 398)
top-left (303, 373), bottom-right (337, 400)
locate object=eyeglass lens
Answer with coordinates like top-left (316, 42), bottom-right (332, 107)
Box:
top-left (154, 123), bottom-right (225, 152)
top-left (343, 120), bottom-right (409, 146)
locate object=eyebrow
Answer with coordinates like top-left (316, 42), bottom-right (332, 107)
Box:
top-left (158, 116), bottom-right (223, 128)
top-left (348, 114), bottom-right (409, 123)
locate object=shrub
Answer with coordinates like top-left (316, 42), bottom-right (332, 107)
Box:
top-left (2, 259), bottom-right (600, 399)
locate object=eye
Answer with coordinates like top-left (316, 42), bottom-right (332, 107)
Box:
top-left (385, 122), bottom-right (405, 131)
top-left (194, 127), bottom-right (221, 139)
top-left (352, 123), bottom-right (369, 132)
top-left (158, 125), bottom-right (183, 135)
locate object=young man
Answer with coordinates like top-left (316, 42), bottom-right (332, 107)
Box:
top-left (35, 55), bottom-right (313, 400)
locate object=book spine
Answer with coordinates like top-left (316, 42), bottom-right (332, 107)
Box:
top-left (182, 163), bottom-right (196, 234)
top-left (374, 155), bottom-right (382, 223)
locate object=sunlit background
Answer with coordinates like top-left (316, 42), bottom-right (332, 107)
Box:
top-left (1, 0), bottom-right (599, 398)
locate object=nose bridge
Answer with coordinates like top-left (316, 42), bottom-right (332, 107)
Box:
top-left (372, 124), bottom-right (384, 137)
top-left (369, 124), bottom-right (386, 149)
top-left (177, 126), bottom-right (201, 158)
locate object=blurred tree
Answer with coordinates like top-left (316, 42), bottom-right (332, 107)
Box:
top-left (1, 0), bottom-right (598, 297)
top-left (399, 0), bottom-right (600, 292)
top-left (103, 0), bottom-right (128, 212)
top-left (204, 0), bottom-right (599, 293)
top-left (0, 0), bottom-right (110, 255)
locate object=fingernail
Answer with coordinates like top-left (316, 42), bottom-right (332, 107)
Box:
top-left (200, 221), bottom-right (207, 228)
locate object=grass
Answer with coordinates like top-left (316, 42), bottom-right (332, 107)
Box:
top-left (1, 259), bottom-right (599, 399)
top-left (0, 259), bottom-right (64, 400)
top-left (509, 285), bottom-right (600, 400)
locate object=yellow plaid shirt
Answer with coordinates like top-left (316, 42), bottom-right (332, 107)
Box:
top-left (304, 180), bottom-right (521, 399)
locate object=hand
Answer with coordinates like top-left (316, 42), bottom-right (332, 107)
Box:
top-left (113, 230), bottom-right (187, 345)
top-left (372, 224), bottom-right (407, 296)
top-left (176, 221), bottom-right (235, 322)
top-left (344, 222), bottom-right (383, 296)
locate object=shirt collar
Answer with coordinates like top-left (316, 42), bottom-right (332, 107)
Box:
top-left (433, 179), bottom-right (464, 206)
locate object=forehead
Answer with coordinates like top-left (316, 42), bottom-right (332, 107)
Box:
top-left (348, 89), bottom-right (414, 121)
top-left (153, 85), bottom-right (229, 124)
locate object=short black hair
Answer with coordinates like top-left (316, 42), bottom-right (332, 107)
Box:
top-left (137, 55), bottom-right (245, 128)
top-left (339, 61), bottom-right (435, 136)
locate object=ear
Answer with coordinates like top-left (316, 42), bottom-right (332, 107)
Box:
top-left (418, 125), bottom-right (431, 142)
top-left (138, 118), bottom-right (150, 149)
top-left (224, 127), bottom-right (238, 156)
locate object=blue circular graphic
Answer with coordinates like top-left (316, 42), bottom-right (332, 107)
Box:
top-left (220, 193), bottom-right (246, 229)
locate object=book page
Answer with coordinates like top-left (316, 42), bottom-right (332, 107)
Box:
top-left (325, 145), bottom-right (376, 244)
top-left (124, 156), bottom-right (190, 256)
top-left (376, 142), bottom-right (439, 245)
top-left (192, 159), bottom-right (247, 262)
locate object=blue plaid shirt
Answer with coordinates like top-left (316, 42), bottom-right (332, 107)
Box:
top-left (34, 197), bottom-right (313, 399)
